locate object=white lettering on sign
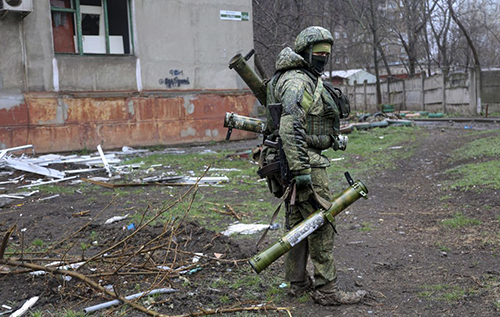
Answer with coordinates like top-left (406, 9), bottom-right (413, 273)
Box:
top-left (220, 10), bottom-right (249, 21)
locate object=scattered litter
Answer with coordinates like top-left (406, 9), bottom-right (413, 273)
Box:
top-left (30, 261), bottom-right (85, 276)
top-left (10, 296), bottom-right (39, 317)
top-left (121, 146), bottom-right (148, 154)
top-left (192, 253), bottom-right (203, 263)
top-left (187, 267), bottom-right (203, 275)
top-left (181, 176), bottom-right (229, 184)
top-left (331, 157), bottom-right (345, 162)
top-left (279, 283), bottom-right (288, 288)
top-left (83, 288), bottom-right (177, 314)
top-left (269, 223), bottom-right (281, 230)
top-left (389, 146), bottom-right (403, 150)
top-left (464, 126), bottom-right (473, 129)
top-left (125, 223), bottom-right (136, 231)
top-left (18, 176), bottom-right (78, 189)
top-left (65, 167), bottom-right (104, 174)
top-left (221, 223), bottom-right (270, 236)
top-left (157, 265), bottom-right (171, 270)
top-left (1, 305), bottom-right (11, 310)
top-left (97, 144), bottom-right (113, 177)
top-left (0, 194), bottom-right (25, 200)
top-left (104, 214), bottom-right (129, 225)
top-left (3, 158), bottom-right (65, 179)
top-left (0, 144), bottom-right (34, 160)
top-left (38, 194), bottom-right (60, 201)
top-left (214, 253), bottom-right (224, 259)
top-left (210, 168), bottom-right (242, 172)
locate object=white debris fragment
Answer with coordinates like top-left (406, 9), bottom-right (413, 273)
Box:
top-left (4, 158), bottom-right (65, 179)
top-left (10, 296), bottom-right (39, 317)
top-left (181, 176), bottom-right (229, 184)
top-left (18, 176), bottom-right (78, 189)
top-left (30, 261), bottom-right (85, 276)
top-left (221, 223), bottom-right (270, 236)
top-left (39, 194), bottom-right (60, 201)
top-left (97, 144), bottom-right (113, 177)
top-left (104, 214), bottom-right (129, 225)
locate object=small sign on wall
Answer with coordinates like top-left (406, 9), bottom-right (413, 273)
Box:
top-left (220, 10), bottom-right (249, 21)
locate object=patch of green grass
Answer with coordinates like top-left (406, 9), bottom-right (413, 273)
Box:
top-left (439, 289), bottom-right (466, 301)
top-left (326, 126), bottom-right (423, 191)
top-left (298, 293), bottom-right (310, 303)
top-left (445, 161), bottom-right (500, 191)
top-left (29, 311), bottom-right (43, 317)
top-left (417, 284), bottom-right (467, 301)
top-left (32, 238), bottom-right (44, 247)
top-left (495, 299), bottom-right (500, 310)
top-left (219, 294), bottom-right (230, 303)
top-left (448, 132), bottom-right (500, 161)
top-left (36, 184), bottom-right (76, 195)
top-left (359, 222), bottom-right (372, 232)
top-left (441, 212), bottom-right (482, 228)
top-left (436, 244), bottom-right (450, 252)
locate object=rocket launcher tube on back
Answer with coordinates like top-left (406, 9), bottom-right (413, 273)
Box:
top-left (229, 51), bottom-right (267, 106)
top-left (249, 179), bottom-right (368, 274)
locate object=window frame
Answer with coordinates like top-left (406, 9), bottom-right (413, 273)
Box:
top-left (50, 0), bottom-right (134, 56)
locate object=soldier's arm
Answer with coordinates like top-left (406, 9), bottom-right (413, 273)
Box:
top-left (277, 75), bottom-right (311, 175)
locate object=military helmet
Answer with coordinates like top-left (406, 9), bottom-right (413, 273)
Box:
top-left (294, 26), bottom-right (334, 54)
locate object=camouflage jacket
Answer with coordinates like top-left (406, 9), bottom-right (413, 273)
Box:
top-left (269, 47), bottom-right (340, 174)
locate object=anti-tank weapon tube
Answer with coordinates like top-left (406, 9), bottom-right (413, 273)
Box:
top-left (249, 173), bottom-right (368, 274)
top-left (229, 50), bottom-right (267, 106)
top-left (223, 112), bottom-right (267, 140)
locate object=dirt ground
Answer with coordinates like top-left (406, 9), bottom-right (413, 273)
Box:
top-left (1, 121), bottom-right (500, 316)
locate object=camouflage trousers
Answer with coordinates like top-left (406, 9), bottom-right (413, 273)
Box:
top-left (284, 167), bottom-right (337, 288)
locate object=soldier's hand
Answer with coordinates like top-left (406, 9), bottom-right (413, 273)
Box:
top-left (332, 135), bottom-right (348, 151)
top-left (294, 174), bottom-right (312, 188)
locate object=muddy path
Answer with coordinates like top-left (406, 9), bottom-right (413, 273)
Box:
top-left (290, 125), bottom-right (500, 316)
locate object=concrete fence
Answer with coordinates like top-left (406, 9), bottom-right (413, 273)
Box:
top-left (337, 68), bottom-right (500, 115)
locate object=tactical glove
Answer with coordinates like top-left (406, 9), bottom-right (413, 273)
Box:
top-left (332, 135), bottom-right (348, 151)
top-left (294, 174), bottom-right (312, 188)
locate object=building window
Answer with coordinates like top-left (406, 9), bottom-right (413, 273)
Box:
top-left (50, 0), bottom-right (133, 55)
top-left (344, 56), bottom-right (349, 64)
top-left (334, 31), bottom-right (340, 39)
top-left (335, 56), bottom-right (340, 64)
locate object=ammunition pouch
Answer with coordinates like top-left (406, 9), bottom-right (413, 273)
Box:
top-left (324, 81), bottom-right (350, 119)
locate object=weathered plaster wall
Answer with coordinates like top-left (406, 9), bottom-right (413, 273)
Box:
top-left (0, 0), bottom-right (257, 152)
top-left (135, 0), bottom-right (253, 91)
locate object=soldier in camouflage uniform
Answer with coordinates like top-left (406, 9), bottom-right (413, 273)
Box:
top-left (268, 26), bottom-right (366, 305)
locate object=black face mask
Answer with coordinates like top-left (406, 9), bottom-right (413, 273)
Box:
top-left (311, 55), bottom-right (328, 76)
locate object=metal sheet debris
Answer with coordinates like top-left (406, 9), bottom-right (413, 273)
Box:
top-left (3, 158), bottom-right (66, 179)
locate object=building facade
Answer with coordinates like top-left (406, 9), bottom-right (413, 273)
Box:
top-left (0, 0), bottom-right (256, 153)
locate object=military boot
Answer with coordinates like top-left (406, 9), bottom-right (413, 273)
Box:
top-left (287, 277), bottom-right (313, 297)
top-left (310, 281), bottom-right (367, 305)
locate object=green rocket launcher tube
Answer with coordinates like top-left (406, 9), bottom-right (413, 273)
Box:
top-left (249, 177), bottom-right (368, 274)
top-left (224, 112), bottom-right (267, 140)
top-left (229, 50), bottom-right (267, 106)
